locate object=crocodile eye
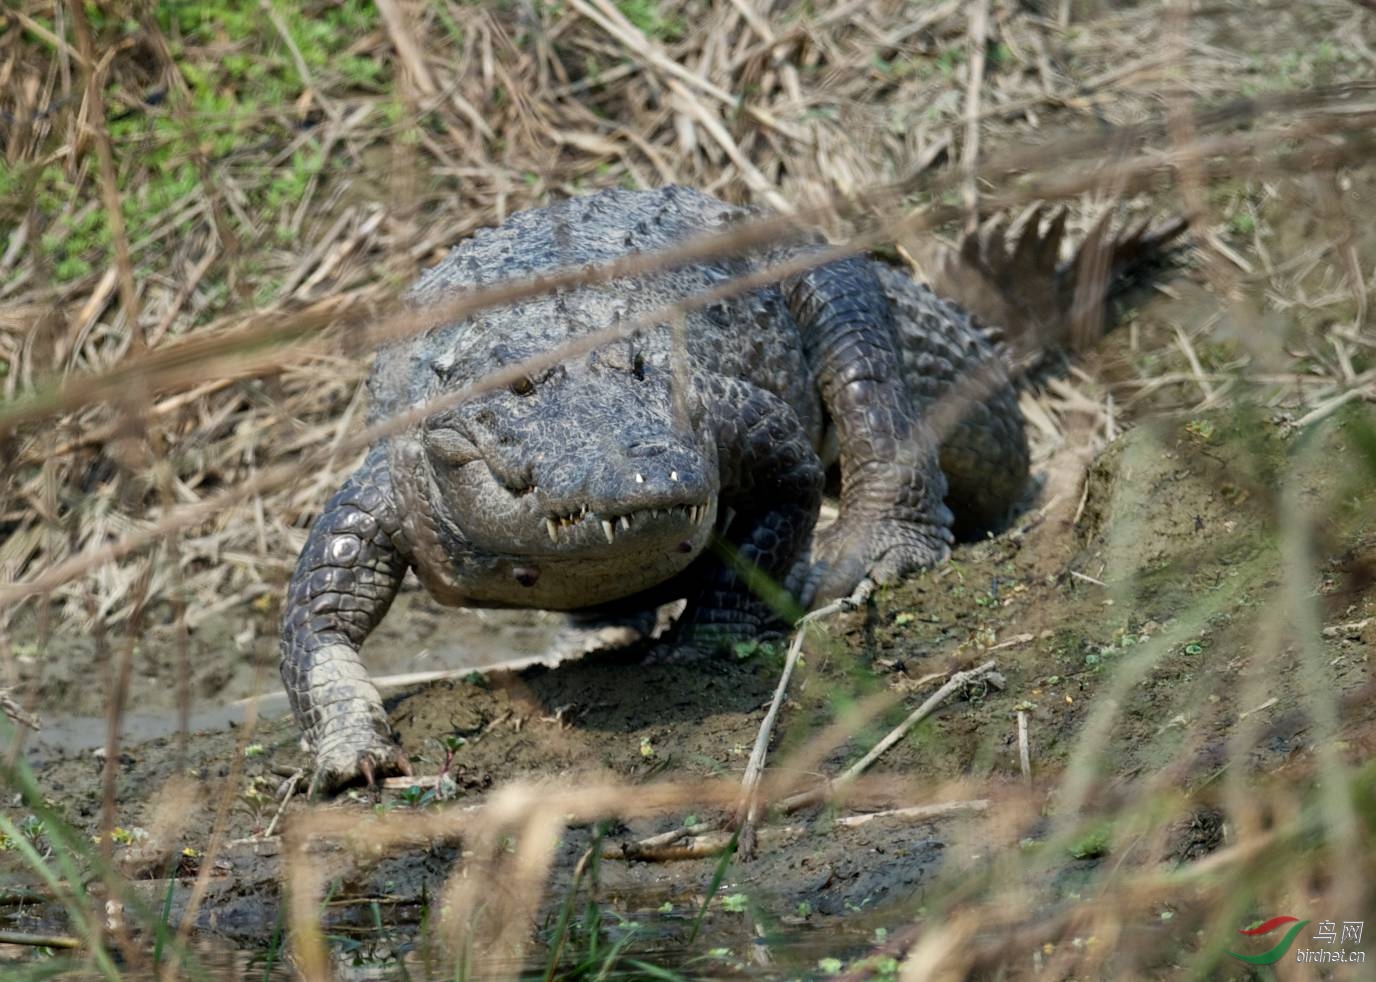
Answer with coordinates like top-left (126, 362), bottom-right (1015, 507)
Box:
top-left (510, 376), bottom-right (536, 397)
top-left (632, 352), bottom-right (646, 381)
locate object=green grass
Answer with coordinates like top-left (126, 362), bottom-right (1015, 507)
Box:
top-left (614, 0), bottom-right (685, 42)
top-left (8, 0), bottom-right (390, 291)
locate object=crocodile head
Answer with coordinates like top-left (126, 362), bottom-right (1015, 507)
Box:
top-left (401, 331), bottom-right (720, 608)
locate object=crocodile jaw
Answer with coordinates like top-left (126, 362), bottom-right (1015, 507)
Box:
top-left (391, 438), bottom-right (720, 608)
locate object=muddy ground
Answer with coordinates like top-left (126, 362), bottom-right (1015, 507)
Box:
top-left (6, 360), bottom-right (1376, 977)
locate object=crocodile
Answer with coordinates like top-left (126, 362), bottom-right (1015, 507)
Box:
top-left (280, 185), bottom-right (1181, 789)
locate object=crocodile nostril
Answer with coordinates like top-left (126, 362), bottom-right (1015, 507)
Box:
top-left (626, 441), bottom-right (670, 458)
top-left (491, 462), bottom-right (537, 497)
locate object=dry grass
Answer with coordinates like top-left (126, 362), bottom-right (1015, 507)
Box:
top-left (1, 0), bottom-right (1375, 978)
top-left (0, 0), bottom-right (1372, 632)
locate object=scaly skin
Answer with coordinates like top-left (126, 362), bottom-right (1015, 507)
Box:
top-left (279, 448), bottom-right (412, 786)
top-left (280, 186), bottom-right (1029, 789)
top-left (784, 256), bottom-right (957, 605)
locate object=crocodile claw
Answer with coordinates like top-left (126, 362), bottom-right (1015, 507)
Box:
top-left (312, 743), bottom-right (411, 795)
top-left (801, 517), bottom-right (953, 608)
top-left (358, 750), bottom-right (413, 790)
top-left (311, 727), bottom-right (412, 794)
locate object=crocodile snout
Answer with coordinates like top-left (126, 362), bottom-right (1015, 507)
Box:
top-left (427, 358), bottom-right (720, 560)
top-left (533, 432), bottom-right (712, 529)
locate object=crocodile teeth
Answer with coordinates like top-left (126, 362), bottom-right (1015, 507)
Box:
top-left (602, 519), bottom-right (616, 543)
top-left (619, 515), bottom-right (632, 531)
top-left (546, 519), bottom-right (559, 543)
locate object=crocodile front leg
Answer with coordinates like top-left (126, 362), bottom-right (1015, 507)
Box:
top-left (280, 448), bottom-right (411, 790)
top-left (785, 256), bottom-right (955, 605)
top-left (675, 377), bottom-right (825, 646)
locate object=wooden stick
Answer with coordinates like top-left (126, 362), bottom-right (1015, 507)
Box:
top-left (262, 769), bottom-right (304, 839)
top-left (613, 800), bottom-right (991, 862)
top-left (780, 660), bottom-right (1000, 813)
top-left (835, 799), bottom-right (989, 828)
top-left (0, 929), bottom-right (83, 949)
top-left (842, 660), bottom-right (998, 784)
top-left (611, 830), bottom-right (738, 862)
top-left (735, 596), bottom-right (852, 855)
top-left (0, 691), bottom-right (39, 731)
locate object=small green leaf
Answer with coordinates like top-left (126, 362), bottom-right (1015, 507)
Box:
top-left (720, 893), bottom-right (748, 913)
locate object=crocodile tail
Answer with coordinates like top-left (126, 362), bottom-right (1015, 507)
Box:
top-left (916, 205), bottom-right (1188, 369)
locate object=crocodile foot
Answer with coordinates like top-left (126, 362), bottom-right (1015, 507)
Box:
top-left (295, 644), bottom-right (412, 793)
top-left (801, 516), bottom-right (953, 607)
top-left (311, 736), bottom-right (412, 794)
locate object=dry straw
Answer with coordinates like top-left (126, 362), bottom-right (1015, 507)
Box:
top-left (1, 0), bottom-right (1374, 977)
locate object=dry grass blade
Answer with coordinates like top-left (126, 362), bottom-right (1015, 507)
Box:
top-left (961, 0), bottom-right (991, 232)
top-left (374, 0), bottom-right (438, 97)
